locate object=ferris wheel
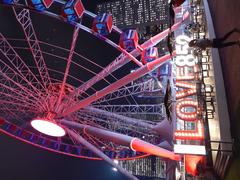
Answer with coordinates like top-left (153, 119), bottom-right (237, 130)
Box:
top-left (0, 0), bottom-right (189, 179)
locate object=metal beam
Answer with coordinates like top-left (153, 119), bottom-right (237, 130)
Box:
top-left (13, 8), bottom-right (51, 90)
top-left (55, 27), bottom-right (79, 111)
top-left (92, 104), bottom-right (165, 115)
top-left (0, 33), bottom-right (45, 93)
top-left (58, 52), bottom-right (175, 117)
top-left (66, 128), bottom-right (139, 180)
top-left (62, 120), bottom-right (181, 161)
top-left (94, 79), bottom-right (159, 103)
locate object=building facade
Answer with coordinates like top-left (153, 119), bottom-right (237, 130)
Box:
top-left (118, 156), bottom-right (166, 179)
top-left (96, 0), bottom-right (169, 29)
top-left (96, 0), bottom-right (169, 46)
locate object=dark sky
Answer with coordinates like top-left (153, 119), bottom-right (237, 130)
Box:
top-left (0, 133), bottom-right (128, 180)
top-left (0, 1), bottom-right (151, 180)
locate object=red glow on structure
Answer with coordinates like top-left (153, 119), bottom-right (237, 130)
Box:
top-left (172, 0), bottom-right (186, 7)
top-left (185, 155), bottom-right (205, 176)
top-left (0, 118), bottom-right (5, 125)
top-left (174, 121), bottom-right (204, 140)
top-left (176, 100), bottom-right (198, 121)
top-left (31, 119), bottom-right (66, 137)
top-left (130, 138), bottom-right (181, 161)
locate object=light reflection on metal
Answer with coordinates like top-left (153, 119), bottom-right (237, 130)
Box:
top-left (61, 120), bottom-right (181, 161)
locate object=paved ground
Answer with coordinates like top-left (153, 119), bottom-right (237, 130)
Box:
top-left (207, 0), bottom-right (240, 179)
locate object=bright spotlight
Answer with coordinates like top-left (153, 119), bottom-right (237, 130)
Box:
top-left (31, 119), bottom-right (66, 137)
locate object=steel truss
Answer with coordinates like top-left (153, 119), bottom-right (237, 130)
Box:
top-left (0, 33), bottom-right (45, 91)
top-left (92, 104), bottom-right (165, 116)
top-left (94, 79), bottom-right (160, 103)
top-left (55, 27), bottom-right (80, 112)
top-left (82, 107), bottom-right (158, 129)
top-left (13, 8), bottom-right (52, 90)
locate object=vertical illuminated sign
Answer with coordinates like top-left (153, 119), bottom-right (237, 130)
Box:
top-left (174, 35), bottom-right (204, 140)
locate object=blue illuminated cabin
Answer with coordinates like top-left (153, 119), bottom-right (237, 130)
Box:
top-left (92, 13), bottom-right (113, 36)
top-left (119, 29), bottom-right (139, 52)
top-left (141, 47), bottom-right (158, 64)
top-left (62, 0), bottom-right (84, 22)
top-left (27, 0), bottom-right (54, 11)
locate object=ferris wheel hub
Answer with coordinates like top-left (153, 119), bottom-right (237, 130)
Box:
top-left (31, 119), bottom-right (66, 137)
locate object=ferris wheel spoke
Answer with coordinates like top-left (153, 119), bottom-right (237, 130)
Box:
top-left (0, 99), bottom-right (38, 110)
top-left (0, 106), bottom-right (36, 115)
top-left (39, 48), bottom-right (106, 95)
top-left (55, 26), bottom-right (79, 111)
top-left (67, 129), bottom-right (79, 147)
top-left (76, 108), bottom-right (156, 137)
top-left (94, 79), bottom-right (158, 104)
top-left (83, 131), bottom-right (107, 150)
top-left (0, 91), bottom-right (39, 109)
top-left (86, 133), bottom-right (116, 151)
top-left (0, 60), bottom-right (43, 100)
top-left (0, 104), bottom-right (18, 118)
top-left (58, 53), bottom-right (174, 117)
top-left (13, 8), bottom-right (52, 92)
top-left (0, 74), bottom-right (48, 112)
top-left (32, 39), bottom-right (107, 71)
top-left (0, 67), bottom-right (46, 107)
top-left (0, 34), bottom-right (46, 95)
top-left (0, 57), bottom-right (46, 108)
top-left (0, 77), bottom-right (43, 106)
top-left (84, 107), bottom-right (157, 128)
top-left (67, 53), bottom-right (126, 99)
top-left (0, 105), bottom-right (25, 123)
top-left (92, 104), bottom-right (165, 116)
top-left (66, 128), bottom-right (139, 180)
top-left (0, 108), bottom-right (37, 122)
top-left (0, 102), bottom-right (37, 121)
top-left (62, 120), bottom-right (180, 161)
top-left (22, 40), bottom-right (107, 100)
top-left (78, 115), bottom-right (130, 135)
top-left (43, 67), bottom-right (97, 98)
top-left (24, 38), bottom-right (139, 105)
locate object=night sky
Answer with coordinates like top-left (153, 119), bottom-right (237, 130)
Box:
top-left (0, 133), bottom-right (128, 180)
top-left (0, 0), bottom-right (154, 180)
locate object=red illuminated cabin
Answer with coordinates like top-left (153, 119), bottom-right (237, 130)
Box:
top-left (92, 13), bottom-right (113, 36)
top-left (171, 0), bottom-right (186, 7)
top-left (119, 29), bottom-right (139, 52)
top-left (27, 0), bottom-right (54, 11)
top-left (62, 0), bottom-right (85, 22)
